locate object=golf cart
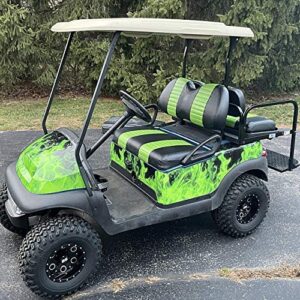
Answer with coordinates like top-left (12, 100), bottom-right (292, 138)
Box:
top-left (1, 18), bottom-right (298, 298)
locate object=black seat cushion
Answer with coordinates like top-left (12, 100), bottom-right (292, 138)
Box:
top-left (113, 126), bottom-right (209, 170)
top-left (247, 117), bottom-right (276, 132)
top-left (226, 115), bottom-right (276, 133)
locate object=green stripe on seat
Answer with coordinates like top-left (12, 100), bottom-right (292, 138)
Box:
top-left (118, 129), bottom-right (166, 149)
top-left (167, 78), bottom-right (189, 117)
top-left (226, 113), bottom-right (258, 128)
top-left (190, 84), bottom-right (217, 126)
top-left (226, 115), bottom-right (239, 128)
top-left (138, 139), bottom-right (191, 163)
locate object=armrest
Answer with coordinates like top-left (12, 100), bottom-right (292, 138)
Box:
top-left (229, 103), bottom-right (244, 118)
top-left (181, 134), bottom-right (221, 165)
top-left (145, 103), bottom-right (159, 126)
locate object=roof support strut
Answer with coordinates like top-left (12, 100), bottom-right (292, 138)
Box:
top-left (182, 39), bottom-right (192, 77)
top-left (42, 32), bottom-right (74, 134)
top-left (223, 36), bottom-right (238, 87)
top-left (75, 31), bottom-right (121, 192)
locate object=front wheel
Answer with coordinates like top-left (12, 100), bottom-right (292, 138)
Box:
top-left (19, 216), bottom-right (102, 298)
top-left (212, 174), bottom-right (270, 238)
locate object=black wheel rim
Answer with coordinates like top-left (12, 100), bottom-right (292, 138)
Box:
top-left (46, 243), bottom-right (86, 283)
top-left (236, 193), bottom-right (260, 224)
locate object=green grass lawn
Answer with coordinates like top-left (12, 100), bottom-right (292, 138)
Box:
top-left (0, 96), bottom-right (299, 131)
top-left (0, 97), bottom-right (125, 131)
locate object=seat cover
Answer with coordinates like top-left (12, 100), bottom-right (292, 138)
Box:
top-left (112, 78), bottom-right (229, 170)
top-left (113, 126), bottom-right (207, 170)
top-left (158, 78), bottom-right (229, 130)
top-left (226, 115), bottom-right (276, 133)
top-left (226, 86), bottom-right (276, 133)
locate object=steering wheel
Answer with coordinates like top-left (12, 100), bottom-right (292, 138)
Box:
top-left (120, 90), bottom-right (152, 123)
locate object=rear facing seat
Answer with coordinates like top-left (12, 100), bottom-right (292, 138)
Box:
top-left (225, 87), bottom-right (276, 133)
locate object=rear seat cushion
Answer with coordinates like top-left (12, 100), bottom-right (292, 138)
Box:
top-left (226, 114), bottom-right (276, 133)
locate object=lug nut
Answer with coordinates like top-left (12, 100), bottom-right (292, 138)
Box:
top-left (70, 257), bottom-right (77, 264)
top-left (60, 265), bottom-right (67, 273)
top-left (70, 245), bottom-right (77, 253)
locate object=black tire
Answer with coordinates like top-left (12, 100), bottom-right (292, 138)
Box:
top-left (0, 183), bottom-right (27, 235)
top-left (19, 216), bottom-right (102, 299)
top-left (212, 174), bottom-right (270, 238)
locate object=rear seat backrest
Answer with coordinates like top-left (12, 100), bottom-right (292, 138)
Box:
top-left (158, 78), bottom-right (229, 131)
top-left (228, 87), bottom-right (246, 116)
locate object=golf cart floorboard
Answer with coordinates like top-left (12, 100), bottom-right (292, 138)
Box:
top-left (267, 149), bottom-right (299, 172)
top-left (95, 168), bottom-right (156, 222)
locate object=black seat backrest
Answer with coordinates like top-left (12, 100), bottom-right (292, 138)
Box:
top-left (158, 78), bottom-right (229, 131)
top-left (228, 87), bottom-right (246, 116)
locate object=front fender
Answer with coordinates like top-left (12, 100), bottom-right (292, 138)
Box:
top-left (16, 131), bottom-right (85, 195)
top-left (6, 162), bottom-right (94, 214)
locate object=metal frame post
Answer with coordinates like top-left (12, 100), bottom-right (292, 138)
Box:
top-left (86, 112), bottom-right (131, 158)
top-left (75, 31), bottom-right (121, 188)
top-left (245, 100), bottom-right (298, 170)
top-left (223, 36), bottom-right (238, 87)
top-left (182, 39), bottom-right (192, 77)
top-left (42, 32), bottom-right (74, 134)
top-left (288, 102), bottom-right (298, 170)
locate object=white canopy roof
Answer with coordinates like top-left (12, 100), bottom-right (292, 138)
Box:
top-left (51, 18), bottom-right (254, 39)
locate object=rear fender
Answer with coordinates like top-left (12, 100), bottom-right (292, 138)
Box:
top-left (211, 157), bottom-right (268, 210)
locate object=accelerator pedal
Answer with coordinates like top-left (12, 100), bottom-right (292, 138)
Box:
top-left (267, 149), bottom-right (299, 172)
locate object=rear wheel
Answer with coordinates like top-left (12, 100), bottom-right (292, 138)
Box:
top-left (0, 183), bottom-right (26, 235)
top-left (19, 216), bottom-right (102, 298)
top-left (212, 174), bottom-right (270, 238)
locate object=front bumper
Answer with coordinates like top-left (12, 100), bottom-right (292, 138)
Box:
top-left (5, 189), bottom-right (29, 229)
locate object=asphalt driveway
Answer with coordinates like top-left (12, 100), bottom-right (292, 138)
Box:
top-left (0, 130), bottom-right (299, 299)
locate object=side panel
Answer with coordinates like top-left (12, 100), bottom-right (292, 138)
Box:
top-left (110, 141), bottom-right (263, 206)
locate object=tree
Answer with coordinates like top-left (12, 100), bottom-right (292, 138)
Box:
top-left (0, 0), bottom-right (299, 100)
top-left (0, 1), bottom-right (33, 85)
